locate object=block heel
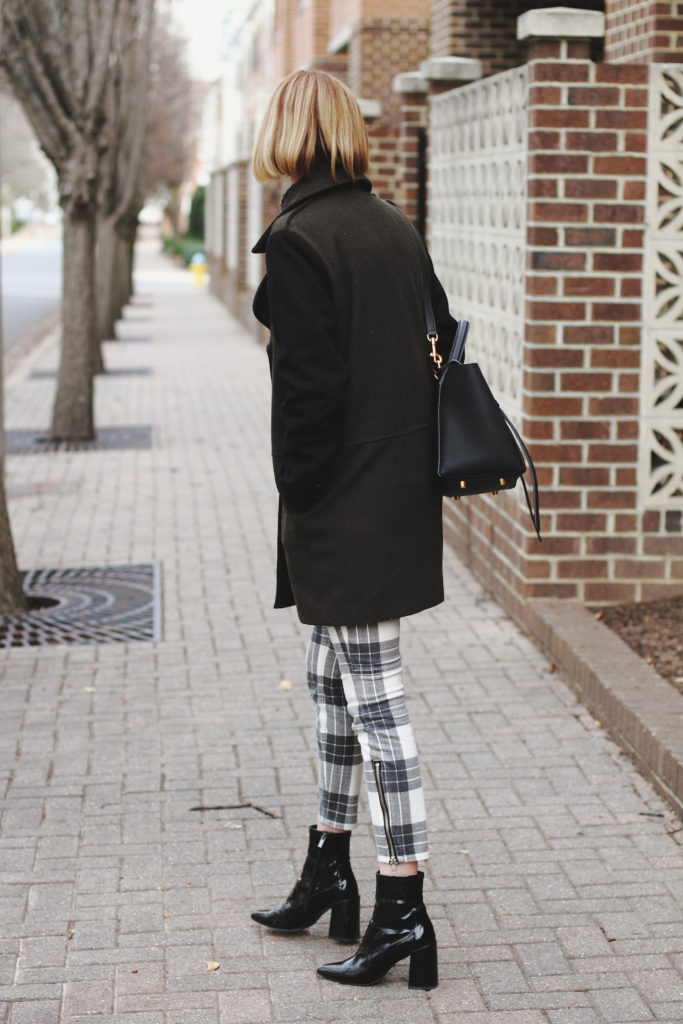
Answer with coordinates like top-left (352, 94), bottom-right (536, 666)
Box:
top-left (250, 826), bottom-right (359, 933)
top-left (317, 871), bottom-right (439, 988)
top-left (328, 895), bottom-right (360, 943)
top-left (408, 940), bottom-right (438, 990)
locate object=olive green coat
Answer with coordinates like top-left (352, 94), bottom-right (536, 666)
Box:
top-left (252, 169), bottom-right (457, 626)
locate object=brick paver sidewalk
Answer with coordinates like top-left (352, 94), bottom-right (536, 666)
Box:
top-left (1, 238), bottom-right (682, 1024)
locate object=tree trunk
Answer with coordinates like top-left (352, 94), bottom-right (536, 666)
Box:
top-left (0, 471), bottom-right (26, 615)
top-left (166, 187), bottom-right (182, 240)
top-left (93, 332), bottom-right (105, 375)
top-left (118, 210), bottom-right (139, 303)
top-left (50, 206), bottom-right (96, 440)
top-left (115, 232), bottom-right (130, 311)
top-left (96, 213), bottom-right (119, 344)
top-left (0, 307), bottom-right (28, 614)
top-left (127, 228), bottom-right (136, 299)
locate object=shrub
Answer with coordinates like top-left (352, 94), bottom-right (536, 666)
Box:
top-left (161, 235), bottom-right (204, 266)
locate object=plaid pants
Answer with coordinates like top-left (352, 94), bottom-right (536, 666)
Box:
top-left (305, 620), bottom-right (429, 863)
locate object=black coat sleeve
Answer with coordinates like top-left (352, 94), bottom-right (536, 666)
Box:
top-left (266, 227), bottom-right (348, 514)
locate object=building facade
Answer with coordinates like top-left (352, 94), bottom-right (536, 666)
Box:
top-left (205, 1), bottom-right (683, 623)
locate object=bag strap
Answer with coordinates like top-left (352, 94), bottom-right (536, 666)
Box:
top-left (421, 272), bottom-right (437, 337)
top-left (448, 320), bottom-right (469, 364)
top-left (420, 272), bottom-right (444, 375)
top-left (501, 410), bottom-right (543, 542)
top-left (421, 270), bottom-right (470, 367)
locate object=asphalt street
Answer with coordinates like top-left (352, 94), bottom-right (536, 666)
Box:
top-left (0, 229), bottom-right (62, 350)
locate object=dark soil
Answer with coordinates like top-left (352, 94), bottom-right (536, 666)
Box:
top-left (592, 593), bottom-right (683, 696)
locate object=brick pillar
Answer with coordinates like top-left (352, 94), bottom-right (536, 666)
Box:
top-left (392, 72), bottom-right (428, 229)
top-left (521, 7), bottom-right (654, 604)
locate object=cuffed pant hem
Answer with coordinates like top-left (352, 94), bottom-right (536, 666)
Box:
top-left (317, 816), bottom-right (356, 830)
top-left (376, 852), bottom-right (430, 864)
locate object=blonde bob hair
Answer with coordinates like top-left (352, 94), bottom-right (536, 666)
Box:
top-left (252, 69), bottom-right (369, 183)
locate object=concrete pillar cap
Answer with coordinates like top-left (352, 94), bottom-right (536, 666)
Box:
top-left (517, 6), bottom-right (605, 41)
top-left (392, 71), bottom-right (428, 94)
top-left (327, 24), bottom-right (352, 54)
top-left (357, 97), bottom-right (382, 120)
top-left (419, 56), bottom-right (483, 83)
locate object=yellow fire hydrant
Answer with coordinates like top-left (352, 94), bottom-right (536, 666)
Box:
top-left (190, 252), bottom-right (207, 286)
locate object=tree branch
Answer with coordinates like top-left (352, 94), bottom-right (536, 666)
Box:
top-left (65, 0), bottom-right (92, 107)
top-left (13, 2), bottom-right (76, 122)
top-left (84, 0), bottom-right (120, 119)
top-left (116, 0), bottom-right (155, 217)
top-left (1, 6), bottom-right (77, 152)
top-left (0, 48), bottom-right (68, 164)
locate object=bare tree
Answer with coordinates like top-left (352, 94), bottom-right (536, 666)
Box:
top-left (144, 15), bottom-right (199, 240)
top-left (96, 0), bottom-right (155, 350)
top-left (0, 1), bottom-right (118, 440)
top-left (0, 1), bottom-right (154, 440)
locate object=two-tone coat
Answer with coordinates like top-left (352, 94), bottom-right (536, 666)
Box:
top-left (252, 168), bottom-right (458, 626)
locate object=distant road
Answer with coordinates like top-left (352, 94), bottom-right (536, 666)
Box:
top-left (1, 226), bottom-right (62, 351)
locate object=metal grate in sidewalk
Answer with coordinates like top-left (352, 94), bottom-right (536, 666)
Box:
top-left (5, 425), bottom-right (156, 454)
top-left (30, 367), bottom-right (153, 379)
top-left (0, 564), bottom-right (161, 646)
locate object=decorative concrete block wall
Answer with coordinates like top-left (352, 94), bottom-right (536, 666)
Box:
top-left (641, 65), bottom-right (683, 531)
top-left (430, 65), bottom-right (528, 422)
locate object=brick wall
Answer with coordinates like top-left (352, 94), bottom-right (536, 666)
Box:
top-left (291, 0), bottom-right (333, 71)
top-left (274, 0), bottom-right (293, 80)
top-left (209, 161), bottom-right (263, 335)
top-left (431, 0), bottom-right (527, 75)
top-left (605, 0), bottom-right (683, 62)
top-left (430, 3), bottom-right (607, 74)
top-left (347, 17), bottom-right (430, 198)
top-left (330, 0), bottom-right (430, 39)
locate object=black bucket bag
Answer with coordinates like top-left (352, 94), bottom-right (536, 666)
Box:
top-left (423, 281), bottom-right (542, 542)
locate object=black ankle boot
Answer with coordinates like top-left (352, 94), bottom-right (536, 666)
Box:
top-left (250, 826), bottom-right (360, 942)
top-left (317, 870), bottom-right (438, 989)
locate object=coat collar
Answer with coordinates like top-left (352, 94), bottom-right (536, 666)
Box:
top-left (251, 167), bottom-right (372, 254)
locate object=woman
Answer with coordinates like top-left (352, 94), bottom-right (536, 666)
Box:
top-left (250, 69), bottom-right (457, 990)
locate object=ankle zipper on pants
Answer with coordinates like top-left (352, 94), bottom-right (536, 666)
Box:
top-left (372, 760), bottom-right (399, 872)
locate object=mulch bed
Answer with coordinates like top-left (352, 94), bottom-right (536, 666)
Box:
top-left (592, 593), bottom-right (683, 697)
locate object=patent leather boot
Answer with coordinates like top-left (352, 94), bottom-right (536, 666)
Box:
top-left (250, 826), bottom-right (360, 942)
top-left (317, 870), bottom-right (438, 989)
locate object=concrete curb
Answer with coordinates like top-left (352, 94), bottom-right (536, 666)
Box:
top-left (526, 598), bottom-right (683, 817)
